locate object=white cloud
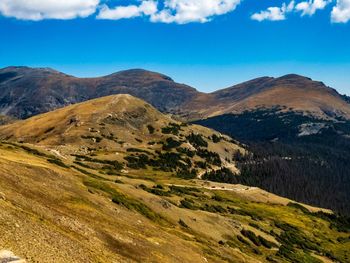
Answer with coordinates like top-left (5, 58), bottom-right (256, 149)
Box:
top-left (295, 0), bottom-right (331, 16)
top-left (252, 0), bottom-right (333, 22)
top-left (97, 1), bottom-right (157, 20)
top-left (251, 1), bottom-right (294, 21)
top-left (331, 0), bottom-right (350, 22)
top-left (150, 0), bottom-right (241, 24)
top-left (0, 0), bottom-right (349, 24)
top-left (97, 0), bottom-right (241, 24)
top-left (0, 0), bottom-right (99, 20)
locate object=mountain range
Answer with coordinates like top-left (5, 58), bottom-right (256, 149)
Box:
top-left (1, 66), bottom-right (350, 120)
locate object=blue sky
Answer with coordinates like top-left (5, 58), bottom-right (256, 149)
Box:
top-left (0, 0), bottom-right (350, 94)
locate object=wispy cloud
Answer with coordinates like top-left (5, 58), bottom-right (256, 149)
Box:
top-left (97, 1), bottom-right (157, 20)
top-left (252, 0), bottom-right (333, 22)
top-left (331, 0), bottom-right (350, 23)
top-left (295, 0), bottom-right (332, 16)
top-left (251, 1), bottom-right (294, 21)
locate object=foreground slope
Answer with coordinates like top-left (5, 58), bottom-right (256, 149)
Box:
top-left (1, 142), bottom-right (348, 262)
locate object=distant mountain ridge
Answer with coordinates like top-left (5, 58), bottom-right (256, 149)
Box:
top-left (0, 66), bottom-right (199, 119)
top-left (0, 66), bottom-right (350, 120)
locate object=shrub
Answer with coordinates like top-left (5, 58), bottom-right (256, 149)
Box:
top-left (126, 148), bottom-right (151, 154)
top-left (47, 158), bottom-right (69, 168)
top-left (196, 149), bottom-right (221, 166)
top-left (241, 229), bottom-right (261, 246)
top-left (176, 147), bottom-right (195, 157)
top-left (179, 219), bottom-right (188, 228)
top-left (194, 161), bottom-right (206, 169)
top-left (275, 221), bottom-right (320, 252)
top-left (124, 154), bottom-right (149, 169)
top-left (147, 125), bottom-right (155, 134)
top-left (176, 168), bottom-right (197, 180)
top-left (72, 155), bottom-right (123, 171)
top-left (258, 236), bottom-right (278, 249)
top-left (114, 179), bottom-right (124, 184)
top-left (162, 137), bottom-right (182, 151)
top-left (180, 199), bottom-right (197, 210)
top-left (186, 133), bottom-right (208, 148)
top-left (169, 185), bottom-right (200, 196)
top-left (237, 235), bottom-right (251, 246)
top-left (211, 134), bottom-right (221, 143)
top-left (161, 123), bottom-right (181, 135)
top-left (202, 168), bottom-right (237, 183)
top-left (201, 204), bottom-right (227, 213)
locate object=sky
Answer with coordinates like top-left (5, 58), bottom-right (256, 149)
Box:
top-left (0, 0), bottom-right (350, 94)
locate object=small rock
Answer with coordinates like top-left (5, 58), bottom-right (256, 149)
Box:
top-left (0, 250), bottom-right (26, 262)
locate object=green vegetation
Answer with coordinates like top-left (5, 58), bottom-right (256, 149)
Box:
top-left (162, 137), bottom-right (182, 151)
top-left (147, 124), bottom-right (155, 134)
top-left (211, 134), bottom-right (222, 143)
top-left (176, 168), bottom-right (197, 179)
top-left (178, 219), bottom-right (188, 228)
top-left (169, 185), bottom-right (201, 196)
top-left (241, 229), bottom-right (261, 246)
top-left (47, 158), bottom-right (69, 168)
top-left (72, 154), bottom-right (123, 171)
top-left (161, 123), bottom-right (181, 135)
top-left (202, 167), bottom-right (235, 181)
top-left (180, 198), bottom-right (197, 210)
top-left (81, 135), bottom-right (103, 143)
top-left (195, 108), bottom-right (350, 216)
top-left (84, 179), bottom-right (164, 223)
top-left (124, 154), bottom-right (149, 169)
top-left (176, 147), bottom-right (195, 157)
top-left (196, 149), bottom-right (221, 166)
top-left (186, 133), bottom-right (208, 148)
top-left (126, 148), bottom-right (151, 154)
top-left (139, 184), bottom-right (171, 197)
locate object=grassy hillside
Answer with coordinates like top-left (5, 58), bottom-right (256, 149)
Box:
top-left (0, 95), bottom-right (349, 262)
top-left (0, 94), bottom-right (244, 178)
top-left (0, 141), bottom-right (349, 262)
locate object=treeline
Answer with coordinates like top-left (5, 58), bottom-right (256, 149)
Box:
top-left (196, 108), bottom-right (350, 216)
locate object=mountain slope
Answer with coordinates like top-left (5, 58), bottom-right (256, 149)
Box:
top-left (194, 108), bottom-right (350, 215)
top-left (0, 97), bottom-right (349, 262)
top-left (0, 67), bottom-right (199, 119)
top-left (185, 74), bottom-right (350, 120)
top-left (0, 94), bottom-right (243, 176)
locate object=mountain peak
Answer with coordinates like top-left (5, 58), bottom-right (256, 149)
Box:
top-left (105, 68), bottom-right (174, 82)
top-left (277, 74), bottom-right (312, 81)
